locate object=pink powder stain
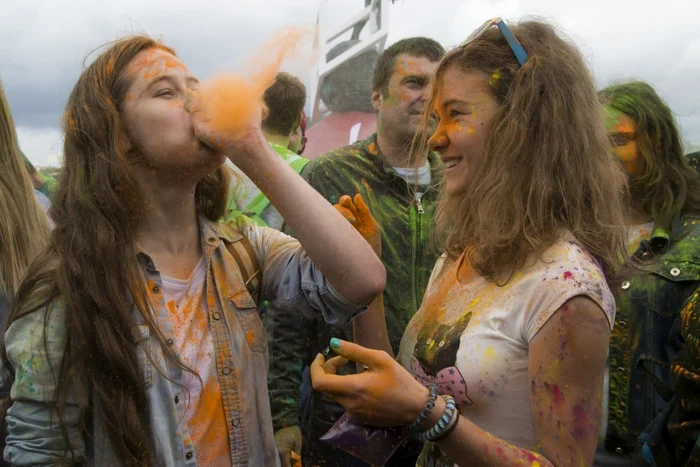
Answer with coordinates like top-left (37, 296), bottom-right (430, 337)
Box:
top-left (544, 382), bottom-right (564, 407)
top-left (496, 446), bottom-right (508, 460)
top-left (523, 451), bottom-right (539, 463)
top-left (572, 404), bottom-right (592, 440)
top-left (563, 271), bottom-right (573, 280)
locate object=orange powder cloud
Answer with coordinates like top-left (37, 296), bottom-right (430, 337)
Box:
top-left (199, 27), bottom-right (313, 135)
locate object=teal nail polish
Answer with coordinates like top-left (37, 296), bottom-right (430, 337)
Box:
top-left (330, 338), bottom-right (341, 349)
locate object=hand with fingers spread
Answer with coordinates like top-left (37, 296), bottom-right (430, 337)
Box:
top-left (310, 338), bottom-right (432, 427)
top-left (334, 194), bottom-right (381, 256)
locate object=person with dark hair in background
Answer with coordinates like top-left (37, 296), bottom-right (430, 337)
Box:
top-left (596, 81), bottom-right (700, 465)
top-left (227, 72), bottom-right (309, 230)
top-left (268, 36), bottom-right (446, 467)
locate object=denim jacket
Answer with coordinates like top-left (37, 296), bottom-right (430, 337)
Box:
top-left (3, 216), bottom-right (365, 466)
top-left (604, 213), bottom-right (700, 456)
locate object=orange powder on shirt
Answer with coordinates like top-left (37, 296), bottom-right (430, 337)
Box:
top-left (167, 285), bottom-right (230, 465)
top-left (200, 27), bottom-right (312, 136)
top-left (187, 376), bottom-right (231, 466)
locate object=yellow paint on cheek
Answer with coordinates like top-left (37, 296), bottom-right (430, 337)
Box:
top-left (489, 70), bottom-right (500, 87)
top-left (467, 126), bottom-right (475, 135)
top-left (532, 462), bottom-right (541, 467)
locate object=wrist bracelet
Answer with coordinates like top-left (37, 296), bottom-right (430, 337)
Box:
top-left (405, 383), bottom-right (438, 435)
top-left (417, 395), bottom-right (458, 442)
top-left (429, 400), bottom-right (460, 442)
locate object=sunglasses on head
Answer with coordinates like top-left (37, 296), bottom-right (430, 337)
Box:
top-left (460, 17), bottom-right (528, 67)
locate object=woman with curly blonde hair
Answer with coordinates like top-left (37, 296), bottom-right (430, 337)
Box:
top-left (312, 19), bottom-right (629, 467)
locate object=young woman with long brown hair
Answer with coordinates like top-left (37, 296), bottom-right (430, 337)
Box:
top-left (597, 81), bottom-right (700, 464)
top-left (1, 35), bottom-right (385, 466)
top-left (0, 81), bottom-right (51, 327)
top-left (311, 19), bottom-right (630, 466)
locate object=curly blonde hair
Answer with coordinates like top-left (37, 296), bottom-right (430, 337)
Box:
top-left (416, 20), bottom-right (629, 283)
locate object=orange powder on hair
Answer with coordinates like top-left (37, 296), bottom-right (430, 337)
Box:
top-left (200, 27), bottom-right (313, 135)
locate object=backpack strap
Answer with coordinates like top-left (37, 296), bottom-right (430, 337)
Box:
top-left (225, 235), bottom-right (262, 306)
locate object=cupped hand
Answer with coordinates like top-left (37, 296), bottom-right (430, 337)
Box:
top-left (334, 194), bottom-right (381, 257)
top-left (310, 339), bottom-right (427, 427)
top-left (187, 82), bottom-right (268, 166)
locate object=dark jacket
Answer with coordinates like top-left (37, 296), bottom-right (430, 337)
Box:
top-left (267, 133), bottom-right (442, 432)
top-left (605, 213), bottom-right (700, 456)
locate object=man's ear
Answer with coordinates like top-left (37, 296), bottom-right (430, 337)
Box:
top-left (371, 90), bottom-right (383, 112)
top-left (290, 114), bottom-right (302, 136)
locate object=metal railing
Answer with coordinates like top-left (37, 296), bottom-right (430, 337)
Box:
top-left (309, 0), bottom-right (390, 125)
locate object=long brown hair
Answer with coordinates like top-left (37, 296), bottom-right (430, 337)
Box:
top-left (2, 35), bottom-right (229, 465)
top-left (0, 81), bottom-right (51, 298)
top-left (417, 20), bottom-right (629, 282)
top-left (599, 81), bottom-right (700, 231)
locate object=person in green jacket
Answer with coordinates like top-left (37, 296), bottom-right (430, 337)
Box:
top-left (226, 72), bottom-right (308, 230)
top-left (268, 37), bottom-right (446, 467)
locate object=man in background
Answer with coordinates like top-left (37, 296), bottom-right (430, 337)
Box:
top-left (270, 37), bottom-right (446, 467)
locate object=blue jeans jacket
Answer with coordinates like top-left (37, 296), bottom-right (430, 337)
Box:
top-left (604, 213), bottom-right (700, 457)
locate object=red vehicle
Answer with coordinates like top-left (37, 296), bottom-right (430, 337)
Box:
top-left (304, 0), bottom-right (391, 159)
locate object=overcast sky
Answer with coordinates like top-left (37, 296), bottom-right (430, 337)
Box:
top-left (2, 0), bottom-right (697, 167)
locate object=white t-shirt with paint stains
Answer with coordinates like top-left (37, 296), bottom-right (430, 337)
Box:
top-left (161, 256), bottom-right (232, 467)
top-left (398, 233), bottom-right (616, 466)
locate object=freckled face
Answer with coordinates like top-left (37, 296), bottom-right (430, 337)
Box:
top-left (428, 66), bottom-right (498, 196)
top-left (604, 107), bottom-right (643, 178)
top-left (121, 48), bottom-right (225, 178)
top-left (373, 53), bottom-right (439, 144)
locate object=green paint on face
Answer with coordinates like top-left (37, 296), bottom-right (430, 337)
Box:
top-left (603, 106), bottom-right (626, 130)
top-left (384, 93), bottom-right (398, 107)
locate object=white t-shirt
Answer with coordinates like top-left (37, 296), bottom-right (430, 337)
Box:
top-left (398, 234), bottom-right (615, 466)
top-left (161, 256), bottom-right (232, 467)
top-left (393, 162), bottom-right (431, 199)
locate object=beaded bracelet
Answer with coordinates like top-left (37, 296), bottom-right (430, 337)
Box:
top-left (405, 383), bottom-right (439, 435)
top-left (430, 400), bottom-right (460, 442)
top-left (417, 395), bottom-right (458, 442)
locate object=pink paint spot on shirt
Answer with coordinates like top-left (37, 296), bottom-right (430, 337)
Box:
top-left (563, 271), bottom-right (573, 280)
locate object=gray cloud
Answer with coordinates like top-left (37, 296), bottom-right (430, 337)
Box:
top-left (2, 0), bottom-right (698, 165)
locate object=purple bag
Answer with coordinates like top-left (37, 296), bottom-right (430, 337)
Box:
top-left (320, 412), bottom-right (406, 466)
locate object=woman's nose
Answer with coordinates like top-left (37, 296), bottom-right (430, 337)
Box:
top-left (428, 129), bottom-right (448, 153)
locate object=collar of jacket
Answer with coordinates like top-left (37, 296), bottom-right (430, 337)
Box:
top-left (361, 133), bottom-right (443, 188)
